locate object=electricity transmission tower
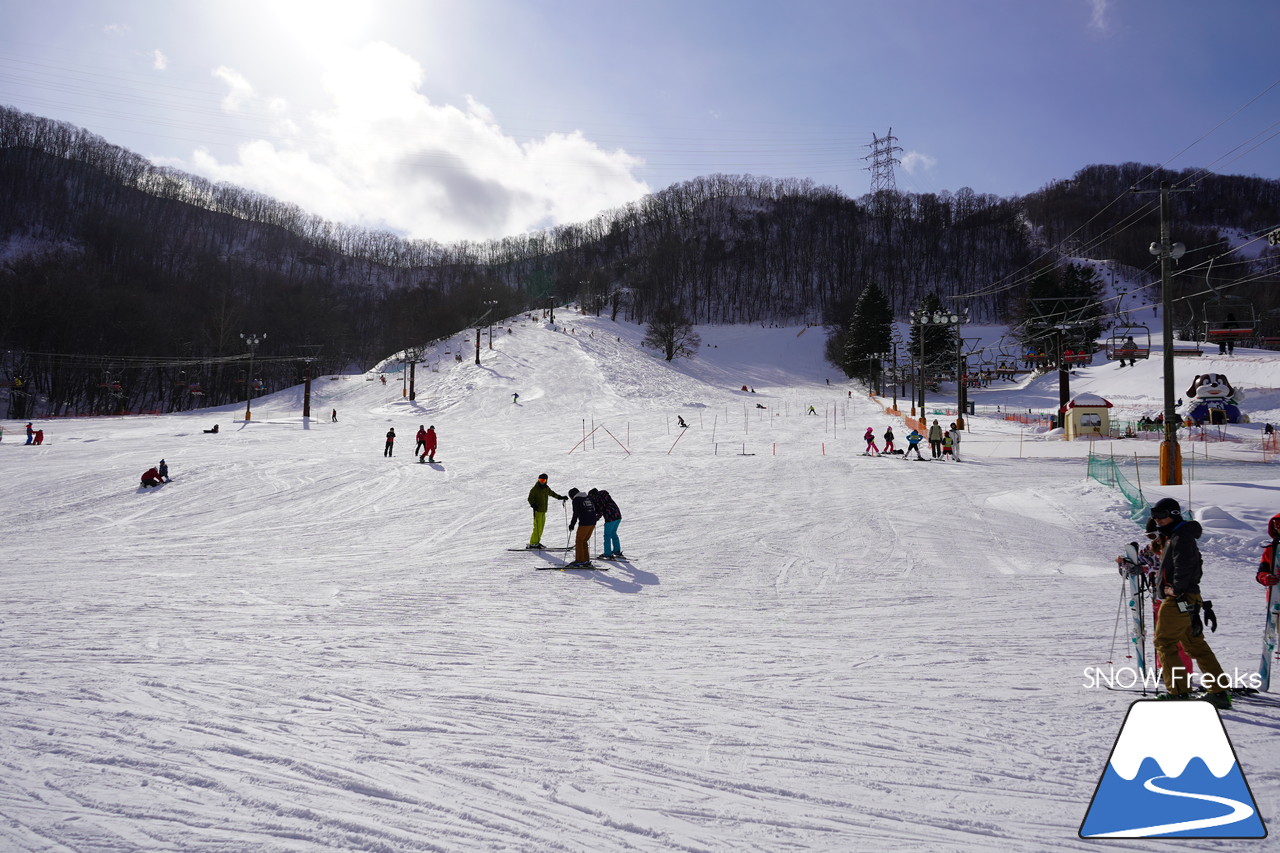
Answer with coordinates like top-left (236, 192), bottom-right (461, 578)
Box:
top-left (865, 129), bottom-right (902, 194)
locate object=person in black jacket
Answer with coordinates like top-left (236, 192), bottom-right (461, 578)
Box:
top-left (567, 488), bottom-right (601, 567)
top-left (590, 488), bottom-right (623, 559)
top-left (1149, 498), bottom-right (1231, 708)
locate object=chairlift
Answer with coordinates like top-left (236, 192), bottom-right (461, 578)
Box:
top-left (1105, 324), bottom-right (1151, 362)
top-left (1258, 308), bottom-right (1280, 351)
top-left (1203, 294), bottom-right (1256, 345)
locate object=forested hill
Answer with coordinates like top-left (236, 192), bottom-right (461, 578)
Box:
top-left (3, 105), bottom-right (1279, 377)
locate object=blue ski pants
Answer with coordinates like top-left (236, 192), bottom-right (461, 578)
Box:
top-left (603, 520), bottom-right (621, 555)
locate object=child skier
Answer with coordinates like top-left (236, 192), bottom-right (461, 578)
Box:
top-left (905, 429), bottom-right (924, 460)
top-left (883, 426), bottom-right (896, 453)
top-left (863, 427), bottom-right (879, 456)
top-left (941, 432), bottom-right (953, 459)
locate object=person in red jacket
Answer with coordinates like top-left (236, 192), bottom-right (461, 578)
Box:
top-left (414, 425), bottom-right (428, 457)
top-left (1257, 513), bottom-right (1280, 587)
top-left (140, 467), bottom-right (164, 488)
top-left (419, 425), bottom-right (438, 463)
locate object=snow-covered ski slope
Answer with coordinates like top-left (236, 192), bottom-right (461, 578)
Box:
top-left (2, 309), bottom-right (1278, 851)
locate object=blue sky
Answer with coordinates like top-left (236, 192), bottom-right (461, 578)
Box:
top-left (2, 0), bottom-right (1278, 242)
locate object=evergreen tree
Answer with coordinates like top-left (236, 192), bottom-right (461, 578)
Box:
top-left (1014, 263), bottom-right (1104, 365)
top-left (842, 282), bottom-right (894, 384)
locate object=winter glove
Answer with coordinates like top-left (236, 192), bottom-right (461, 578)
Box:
top-left (1202, 600), bottom-right (1218, 633)
top-left (568, 523), bottom-right (575, 530)
top-left (1258, 570), bottom-right (1280, 586)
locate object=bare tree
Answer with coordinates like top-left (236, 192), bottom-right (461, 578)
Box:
top-left (642, 306), bottom-right (701, 361)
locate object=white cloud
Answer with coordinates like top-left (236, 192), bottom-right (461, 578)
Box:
top-left (152, 49), bottom-right (168, 71)
top-left (103, 24), bottom-right (129, 36)
top-left (901, 151), bottom-right (938, 174)
top-left (1087, 0), bottom-right (1113, 34)
top-left (188, 42), bottom-right (650, 243)
top-left (213, 66), bottom-right (257, 113)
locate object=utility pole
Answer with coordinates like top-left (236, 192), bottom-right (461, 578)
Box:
top-left (240, 332), bottom-right (264, 421)
top-left (1137, 180), bottom-right (1192, 485)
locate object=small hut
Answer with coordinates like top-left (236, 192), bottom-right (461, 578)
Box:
top-left (1063, 393), bottom-right (1113, 440)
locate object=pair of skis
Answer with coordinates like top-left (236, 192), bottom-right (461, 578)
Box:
top-left (1118, 542), bottom-right (1150, 678)
top-left (506, 546), bottom-right (608, 570)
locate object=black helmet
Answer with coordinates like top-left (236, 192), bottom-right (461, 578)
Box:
top-left (568, 488), bottom-right (580, 498)
top-left (1151, 497), bottom-right (1182, 520)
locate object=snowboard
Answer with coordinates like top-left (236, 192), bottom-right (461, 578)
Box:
top-left (1262, 584), bottom-right (1279, 691)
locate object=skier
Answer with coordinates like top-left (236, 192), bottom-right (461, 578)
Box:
top-left (948, 423), bottom-right (963, 462)
top-left (1256, 513), bottom-right (1280, 690)
top-left (905, 428), bottom-right (925, 460)
top-left (863, 427), bottom-right (879, 456)
top-left (513, 392), bottom-right (520, 404)
top-left (158, 459), bottom-right (170, 482)
top-left (25, 422), bottom-right (34, 445)
top-left (941, 431), bottom-right (953, 460)
top-left (883, 426), bottom-right (896, 453)
top-left (140, 466), bottom-right (164, 488)
top-left (420, 425), bottom-right (438, 463)
top-left (384, 427), bottom-right (396, 457)
top-left (526, 473), bottom-right (566, 549)
top-left (807, 405), bottom-right (817, 415)
top-left (331, 408), bottom-right (338, 423)
top-left (1257, 514), bottom-right (1280, 587)
top-left (590, 487), bottom-right (624, 559)
top-left (928, 420), bottom-right (943, 458)
top-left (414, 425), bottom-right (428, 457)
top-left (567, 488), bottom-right (601, 567)
top-left (1149, 498), bottom-right (1231, 708)
top-left (1119, 336), bottom-right (1138, 368)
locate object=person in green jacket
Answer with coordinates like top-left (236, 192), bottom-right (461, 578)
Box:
top-left (527, 473), bottom-right (567, 548)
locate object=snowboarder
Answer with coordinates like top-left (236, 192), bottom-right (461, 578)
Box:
top-left (384, 428), bottom-right (396, 457)
top-left (420, 425), bottom-right (438, 463)
top-left (905, 429), bottom-right (924, 459)
top-left (1148, 497), bottom-right (1231, 708)
top-left (140, 466), bottom-right (164, 488)
top-left (863, 427), bottom-right (879, 456)
top-left (947, 423), bottom-right (962, 462)
top-left (414, 425), bottom-right (428, 457)
top-left (567, 488), bottom-right (601, 567)
top-left (590, 488), bottom-right (624, 559)
top-left (331, 409), bottom-right (338, 423)
top-left (158, 459), bottom-right (169, 482)
top-left (928, 420), bottom-right (944, 458)
top-left (883, 426), bottom-right (896, 453)
top-left (203, 424), bottom-right (219, 434)
top-left (526, 474), bottom-right (566, 549)
top-left (677, 416), bottom-right (689, 429)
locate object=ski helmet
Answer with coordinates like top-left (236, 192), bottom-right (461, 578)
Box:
top-left (1150, 497), bottom-right (1182, 519)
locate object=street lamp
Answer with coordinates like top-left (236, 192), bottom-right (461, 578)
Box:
top-left (240, 332), bottom-right (265, 421)
top-left (910, 307), bottom-right (967, 426)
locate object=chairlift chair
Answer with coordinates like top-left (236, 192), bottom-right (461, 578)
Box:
top-left (1203, 294), bottom-right (1256, 345)
top-left (1105, 324), bottom-right (1151, 361)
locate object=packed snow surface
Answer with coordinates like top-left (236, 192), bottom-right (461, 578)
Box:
top-left (2, 309), bottom-right (1278, 851)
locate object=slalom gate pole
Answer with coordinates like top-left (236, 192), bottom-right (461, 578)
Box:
top-left (567, 424), bottom-right (604, 454)
top-left (601, 426), bottom-right (631, 455)
top-left (667, 428), bottom-right (688, 455)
